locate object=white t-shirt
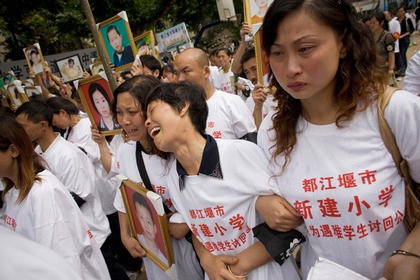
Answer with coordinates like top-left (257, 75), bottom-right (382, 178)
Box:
top-left (212, 68), bottom-right (254, 102)
top-left (35, 134), bottom-right (111, 246)
top-left (0, 224), bottom-right (83, 280)
top-left (113, 142), bottom-right (203, 280)
top-left (257, 90), bottom-right (420, 279)
top-left (67, 118), bottom-right (116, 225)
top-left (206, 90), bottom-right (256, 139)
top-left (403, 50), bottom-right (420, 96)
top-left (167, 138), bottom-right (300, 280)
top-left (389, 17), bottom-right (401, 53)
top-left (2, 170), bottom-right (110, 280)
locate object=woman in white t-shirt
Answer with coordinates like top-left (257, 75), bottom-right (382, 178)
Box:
top-left (0, 116), bottom-right (110, 280)
top-left (256, 1), bottom-right (420, 280)
top-left (110, 75), bottom-right (203, 280)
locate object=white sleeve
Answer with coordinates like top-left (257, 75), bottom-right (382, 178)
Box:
top-left (229, 95), bottom-right (257, 137)
top-left (385, 90), bottom-right (420, 183)
top-left (403, 51), bottom-right (420, 96)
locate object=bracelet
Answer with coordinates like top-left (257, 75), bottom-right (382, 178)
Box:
top-left (227, 264), bottom-right (248, 279)
top-left (391, 250), bottom-right (420, 259)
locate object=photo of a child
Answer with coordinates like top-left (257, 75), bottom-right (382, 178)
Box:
top-left (132, 192), bottom-right (168, 266)
top-left (88, 82), bottom-right (121, 131)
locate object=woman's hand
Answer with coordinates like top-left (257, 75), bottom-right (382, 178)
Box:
top-left (256, 195), bottom-right (304, 231)
top-left (121, 235), bottom-right (147, 258)
top-left (91, 127), bottom-right (106, 145)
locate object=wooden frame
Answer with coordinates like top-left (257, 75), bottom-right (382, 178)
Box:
top-left (23, 44), bottom-right (46, 76)
top-left (24, 86), bottom-right (42, 98)
top-left (90, 61), bottom-right (105, 75)
top-left (6, 85), bottom-right (28, 107)
top-left (0, 72), bottom-right (16, 91)
top-left (97, 12), bottom-right (136, 73)
top-left (56, 54), bottom-right (84, 83)
top-left (134, 30), bottom-right (159, 59)
top-left (77, 73), bottom-right (122, 136)
top-left (254, 29), bottom-right (270, 85)
top-left (120, 177), bottom-right (174, 271)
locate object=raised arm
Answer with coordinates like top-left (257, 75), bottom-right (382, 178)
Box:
top-left (231, 22), bottom-right (252, 75)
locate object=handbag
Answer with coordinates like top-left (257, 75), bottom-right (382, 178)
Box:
top-left (377, 86), bottom-right (420, 233)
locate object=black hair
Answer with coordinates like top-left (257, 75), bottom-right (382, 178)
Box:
top-left (3, 76), bottom-right (10, 82)
top-left (68, 58), bottom-right (74, 65)
top-left (209, 48), bottom-right (220, 57)
top-left (240, 47), bottom-right (256, 65)
top-left (15, 101), bottom-right (53, 127)
top-left (145, 81), bottom-right (208, 134)
top-left (132, 192), bottom-right (155, 224)
top-left (0, 106), bottom-right (14, 118)
top-left (106, 25), bottom-right (121, 41)
top-left (216, 47), bottom-right (233, 57)
top-left (139, 55), bottom-right (162, 79)
top-left (371, 12), bottom-right (389, 31)
top-left (162, 63), bottom-right (174, 74)
top-left (71, 88), bottom-right (80, 101)
top-left (88, 83), bottom-right (111, 114)
top-left (46, 96), bottom-right (79, 116)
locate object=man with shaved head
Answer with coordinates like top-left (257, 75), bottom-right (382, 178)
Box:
top-left (174, 48), bottom-right (257, 140)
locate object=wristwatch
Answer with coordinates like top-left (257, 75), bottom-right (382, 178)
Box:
top-left (243, 85), bottom-right (251, 97)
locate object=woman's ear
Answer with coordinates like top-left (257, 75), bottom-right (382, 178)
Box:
top-left (180, 103), bottom-right (190, 117)
top-left (9, 144), bottom-right (19, 159)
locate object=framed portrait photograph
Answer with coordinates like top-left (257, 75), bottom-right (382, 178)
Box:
top-left (21, 79), bottom-right (34, 87)
top-left (24, 86), bottom-right (42, 98)
top-left (6, 85), bottom-right (29, 107)
top-left (90, 61), bottom-right (105, 75)
top-left (56, 54), bottom-right (84, 83)
top-left (77, 73), bottom-right (122, 136)
top-left (0, 72), bottom-right (16, 90)
top-left (98, 11), bottom-right (136, 72)
top-left (244, 0), bottom-right (274, 26)
top-left (119, 177), bottom-right (174, 271)
top-left (157, 23), bottom-right (191, 52)
top-left (23, 44), bottom-right (46, 76)
top-left (134, 30), bottom-right (158, 59)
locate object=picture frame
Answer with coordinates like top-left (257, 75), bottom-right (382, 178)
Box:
top-left (23, 44), bottom-right (46, 76)
top-left (244, 0), bottom-right (274, 26)
top-left (77, 73), bottom-right (122, 136)
top-left (119, 177), bottom-right (174, 271)
top-left (24, 86), bottom-right (42, 98)
top-left (97, 11), bottom-right (136, 73)
top-left (0, 72), bottom-right (16, 90)
top-left (254, 29), bottom-right (270, 86)
top-left (134, 30), bottom-right (159, 59)
top-left (21, 79), bottom-right (34, 87)
top-left (6, 84), bottom-right (29, 107)
top-left (56, 54), bottom-right (84, 83)
top-left (90, 61), bottom-right (105, 75)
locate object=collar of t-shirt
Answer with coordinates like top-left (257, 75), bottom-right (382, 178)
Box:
top-left (176, 134), bottom-right (223, 190)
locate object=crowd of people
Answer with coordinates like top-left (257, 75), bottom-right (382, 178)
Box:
top-left (1, 0), bottom-right (420, 280)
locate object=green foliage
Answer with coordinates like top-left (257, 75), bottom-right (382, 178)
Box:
top-left (0, 0), bottom-right (246, 61)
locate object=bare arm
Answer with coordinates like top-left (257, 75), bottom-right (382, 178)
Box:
top-left (383, 222), bottom-right (420, 280)
top-left (91, 127), bottom-right (112, 174)
top-left (231, 22), bottom-right (252, 75)
top-left (256, 195), bottom-right (304, 231)
top-left (192, 234), bottom-right (239, 280)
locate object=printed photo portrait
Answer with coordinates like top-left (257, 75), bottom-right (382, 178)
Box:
top-left (246, 0), bottom-right (274, 25)
top-left (135, 31), bottom-right (156, 57)
top-left (6, 85), bottom-right (28, 107)
top-left (91, 62), bottom-right (105, 75)
top-left (121, 181), bottom-right (172, 270)
top-left (78, 75), bottom-right (121, 136)
top-left (56, 55), bottom-right (84, 83)
top-left (24, 86), bottom-right (41, 98)
top-left (23, 44), bottom-right (45, 76)
top-left (99, 13), bottom-right (136, 71)
top-left (0, 72), bottom-right (16, 90)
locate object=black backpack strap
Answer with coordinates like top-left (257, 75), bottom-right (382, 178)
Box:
top-left (135, 142), bottom-right (171, 214)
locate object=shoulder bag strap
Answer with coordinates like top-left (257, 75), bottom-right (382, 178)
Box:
top-left (377, 86), bottom-right (420, 232)
top-left (135, 142), bottom-right (171, 214)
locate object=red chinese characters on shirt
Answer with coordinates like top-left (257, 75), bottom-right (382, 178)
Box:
top-left (4, 215), bottom-right (17, 231)
top-left (189, 205), bottom-right (252, 252)
top-left (295, 168), bottom-right (403, 241)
